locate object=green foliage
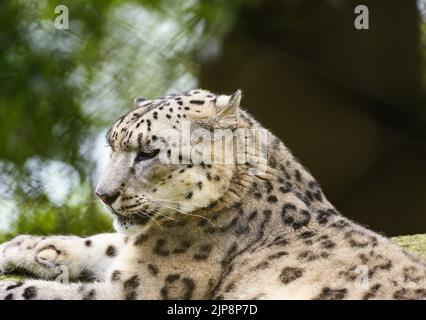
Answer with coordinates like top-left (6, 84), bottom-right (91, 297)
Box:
top-left (0, 182), bottom-right (112, 243)
top-left (0, 0), bottom-right (240, 240)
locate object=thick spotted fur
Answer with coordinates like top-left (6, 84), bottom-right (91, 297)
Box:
top-left (1, 89), bottom-right (426, 300)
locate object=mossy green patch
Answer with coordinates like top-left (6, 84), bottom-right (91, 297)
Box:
top-left (393, 234), bottom-right (426, 260)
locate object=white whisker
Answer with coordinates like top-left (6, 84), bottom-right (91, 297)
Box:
top-left (134, 210), bottom-right (164, 231)
top-left (160, 204), bottom-right (215, 227)
top-left (145, 208), bottom-right (176, 222)
top-left (151, 198), bottom-right (185, 204)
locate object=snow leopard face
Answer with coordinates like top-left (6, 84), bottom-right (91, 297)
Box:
top-left (96, 89), bottom-right (244, 234)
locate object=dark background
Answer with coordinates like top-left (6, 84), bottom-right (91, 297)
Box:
top-left (201, 0), bottom-right (426, 235)
top-left (0, 0), bottom-right (425, 240)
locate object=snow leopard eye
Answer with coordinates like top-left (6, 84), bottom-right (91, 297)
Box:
top-left (135, 149), bottom-right (160, 162)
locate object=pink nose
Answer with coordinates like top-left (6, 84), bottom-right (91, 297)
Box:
top-left (96, 191), bottom-right (121, 206)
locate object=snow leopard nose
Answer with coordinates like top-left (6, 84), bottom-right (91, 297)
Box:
top-left (96, 191), bottom-right (121, 206)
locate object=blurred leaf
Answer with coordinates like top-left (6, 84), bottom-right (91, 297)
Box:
top-left (0, 0), bottom-right (240, 240)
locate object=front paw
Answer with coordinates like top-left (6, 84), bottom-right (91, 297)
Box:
top-left (1, 235), bottom-right (81, 280)
top-left (0, 235), bottom-right (40, 273)
top-left (0, 235), bottom-right (58, 275)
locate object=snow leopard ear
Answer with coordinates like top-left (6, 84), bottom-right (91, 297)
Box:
top-left (133, 97), bottom-right (147, 108)
top-left (215, 89), bottom-right (242, 127)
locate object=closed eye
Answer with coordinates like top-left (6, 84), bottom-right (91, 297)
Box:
top-left (135, 149), bottom-right (160, 162)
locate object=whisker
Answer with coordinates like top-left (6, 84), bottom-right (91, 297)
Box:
top-left (151, 198), bottom-right (186, 204)
top-left (145, 208), bottom-right (176, 222)
top-left (160, 204), bottom-right (215, 227)
top-left (133, 210), bottom-right (164, 231)
top-left (117, 197), bottom-right (213, 226)
top-left (127, 206), bottom-right (176, 222)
